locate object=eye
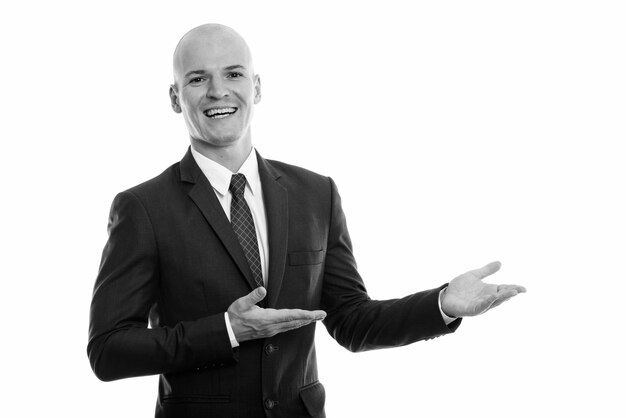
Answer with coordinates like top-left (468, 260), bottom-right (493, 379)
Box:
top-left (189, 77), bottom-right (205, 84)
top-left (226, 72), bottom-right (243, 79)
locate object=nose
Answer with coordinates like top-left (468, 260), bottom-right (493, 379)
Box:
top-left (206, 77), bottom-right (228, 100)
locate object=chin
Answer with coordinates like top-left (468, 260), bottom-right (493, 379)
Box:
top-left (196, 134), bottom-right (243, 148)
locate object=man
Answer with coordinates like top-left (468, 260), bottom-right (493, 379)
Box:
top-left (88, 24), bottom-right (525, 418)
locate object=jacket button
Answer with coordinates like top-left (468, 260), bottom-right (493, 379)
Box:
top-left (264, 398), bottom-right (278, 409)
top-left (264, 344), bottom-right (275, 355)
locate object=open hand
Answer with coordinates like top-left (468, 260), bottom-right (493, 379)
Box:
top-left (441, 261), bottom-right (526, 318)
top-left (227, 287), bottom-right (327, 342)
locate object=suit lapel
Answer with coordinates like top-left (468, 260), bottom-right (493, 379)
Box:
top-left (257, 153), bottom-right (289, 309)
top-left (179, 149), bottom-right (258, 291)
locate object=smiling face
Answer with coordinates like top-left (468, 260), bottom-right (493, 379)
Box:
top-left (170, 25), bottom-right (261, 155)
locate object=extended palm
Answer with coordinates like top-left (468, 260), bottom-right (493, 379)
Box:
top-left (441, 261), bottom-right (526, 318)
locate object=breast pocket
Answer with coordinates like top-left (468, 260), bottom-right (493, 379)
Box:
top-left (288, 250), bottom-right (325, 266)
top-left (284, 250), bottom-right (325, 308)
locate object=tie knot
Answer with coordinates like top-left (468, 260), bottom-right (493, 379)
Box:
top-left (229, 173), bottom-right (247, 197)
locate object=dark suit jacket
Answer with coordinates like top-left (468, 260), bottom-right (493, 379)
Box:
top-left (88, 148), bottom-right (461, 418)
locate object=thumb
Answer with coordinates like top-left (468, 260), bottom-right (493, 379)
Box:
top-left (474, 261), bottom-right (501, 280)
top-left (240, 286), bottom-right (267, 307)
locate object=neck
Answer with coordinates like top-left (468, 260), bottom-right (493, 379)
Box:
top-left (190, 137), bottom-right (253, 173)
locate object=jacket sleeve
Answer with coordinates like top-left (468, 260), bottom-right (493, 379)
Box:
top-left (87, 191), bottom-right (236, 382)
top-left (321, 178), bottom-right (461, 352)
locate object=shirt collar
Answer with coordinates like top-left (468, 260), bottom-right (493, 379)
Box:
top-left (190, 146), bottom-right (261, 197)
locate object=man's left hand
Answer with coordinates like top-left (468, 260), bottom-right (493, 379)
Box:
top-left (440, 261), bottom-right (526, 318)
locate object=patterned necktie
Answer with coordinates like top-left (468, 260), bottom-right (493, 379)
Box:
top-left (229, 173), bottom-right (264, 289)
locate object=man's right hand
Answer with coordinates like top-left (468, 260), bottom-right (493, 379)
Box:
top-left (227, 287), bottom-right (327, 342)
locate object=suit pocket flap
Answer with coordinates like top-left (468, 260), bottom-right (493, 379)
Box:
top-left (299, 381), bottom-right (325, 417)
top-left (289, 250), bottom-right (325, 266)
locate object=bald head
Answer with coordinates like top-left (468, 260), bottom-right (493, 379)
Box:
top-left (173, 24), bottom-right (254, 87)
top-left (168, 24), bottom-right (261, 170)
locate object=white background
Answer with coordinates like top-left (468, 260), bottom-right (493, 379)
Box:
top-left (1, 1), bottom-right (625, 417)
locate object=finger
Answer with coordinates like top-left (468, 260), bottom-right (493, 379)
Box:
top-left (262, 320), bottom-right (313, 338)
top-left (497, 285), bottom-right (526, 295)
top-left (268, 308), bottom-right (326, 323)
top-left (490, 296), bottom-right (512, 309)
top-left (489, 288), bottom-right (524, 309)
top-left (277, 309), bottom-right (327, 322)
top-left (497, 284), bottom-right (526, 293)
top-left (473, 261), bottom-right (501, 280)
top-left (238, 287), bottom-right (267, 307)
top-left (271, 319), bottom-right (317, 334)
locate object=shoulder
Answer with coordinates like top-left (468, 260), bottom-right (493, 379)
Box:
top-left (110, 161), bottom-right (184, 213)
top-left (264, 158), bottom-right (332, 190)
top-left (125, 163), bottom-right (180, 196)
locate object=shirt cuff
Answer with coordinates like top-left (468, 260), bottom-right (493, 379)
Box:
top-left (224, 312), bottom-right (239, 348)
top-left (438, 287), bottom-right (457, 325)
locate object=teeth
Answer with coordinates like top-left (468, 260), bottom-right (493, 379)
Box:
top-left (205, 107), bottom-right (236, 117)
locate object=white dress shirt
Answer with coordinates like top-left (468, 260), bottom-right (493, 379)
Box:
top-left (190, 146), bottom-right (269, 283)
top-left (191, 146), bottom-right (269, 348)
top-left (190, 146), bottom-right (455, 348)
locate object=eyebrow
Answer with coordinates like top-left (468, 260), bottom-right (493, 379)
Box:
top-left (184, 65), bottom-right (248, 79)
top-left (224, 65), bottom-right (247, 71)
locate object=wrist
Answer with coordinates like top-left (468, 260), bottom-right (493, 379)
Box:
top-left (439, 287), bottom-right (457, 321)
top-left (224, 312), bottom-right (240, 348)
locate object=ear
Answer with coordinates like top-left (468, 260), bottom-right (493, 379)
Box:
top-left (253, 75), bottom-right (262, 104)
top-left (169, 85), bottom-right (181, 113)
